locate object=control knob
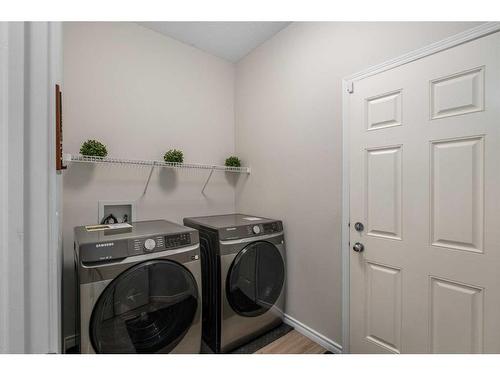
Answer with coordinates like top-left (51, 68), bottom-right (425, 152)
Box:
top-left (252, 225), bottom-right (261, 235)
top-left (144, 238), bottom-right (156, 251)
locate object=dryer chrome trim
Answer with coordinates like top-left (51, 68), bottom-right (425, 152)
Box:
top-left (219, 232), bottom-right (284, 245)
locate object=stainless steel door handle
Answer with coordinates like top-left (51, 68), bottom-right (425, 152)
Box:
top-left (353, 242), bottom-right (364, 252)
top-left (354, 222), bottom-right (364, 232)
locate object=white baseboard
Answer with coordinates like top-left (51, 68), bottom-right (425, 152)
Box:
top-left (284, 314), bottom-right (343, 354)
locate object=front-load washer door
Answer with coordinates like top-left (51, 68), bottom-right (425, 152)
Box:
top-left (226, 241), bottom-right (285, 317)
top-left (89, 260), bottom-right (198, 353)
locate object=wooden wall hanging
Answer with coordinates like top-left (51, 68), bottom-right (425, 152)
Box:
top-left (55, 84), bottom-right (66, 171)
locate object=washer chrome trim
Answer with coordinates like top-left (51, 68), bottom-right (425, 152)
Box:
top-left (81, 244), bottom-right (200, 268)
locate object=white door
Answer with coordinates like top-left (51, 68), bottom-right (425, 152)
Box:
top-left (348, 31), bottom-right (500, 353)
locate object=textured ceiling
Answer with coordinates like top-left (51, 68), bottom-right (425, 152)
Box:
top-left (138, 22), bottom-right (291, 62)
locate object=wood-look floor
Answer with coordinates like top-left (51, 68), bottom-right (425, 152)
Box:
top-left (255, 330), bottom-right (328, 354)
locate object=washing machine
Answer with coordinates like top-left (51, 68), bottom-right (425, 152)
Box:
top-left (74, 220), bottom-right (202, 354)
top-left (183, 214), bottom-right (286, 353)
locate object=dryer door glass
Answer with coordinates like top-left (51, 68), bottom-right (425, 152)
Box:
top-left (227, 241), bottom-right (285, 317)
top-left (90, 260), bottom-right (198, 353)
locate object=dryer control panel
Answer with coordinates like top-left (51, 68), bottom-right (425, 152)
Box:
top-left (262, 222), bottom-right (282, 234)
top-left (244, 221), bottom-right (283, 237)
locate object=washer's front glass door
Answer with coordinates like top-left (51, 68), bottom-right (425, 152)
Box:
top-left (90, 260), bottom-right (198, 353)
top-left (226, 241), bottom-right (285, 317)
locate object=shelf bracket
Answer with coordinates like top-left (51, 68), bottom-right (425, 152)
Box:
top-left (142, 163), bottom-right (156, 197)
top-left (201, 167), bottom-right (216, 195)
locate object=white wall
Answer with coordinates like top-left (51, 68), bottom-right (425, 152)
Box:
top-left (234, 22), bottom-right (482, 347)
top-left (62, 22), bottom-right (237, 343)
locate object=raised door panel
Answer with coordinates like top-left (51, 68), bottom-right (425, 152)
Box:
top-left (366, 90), bottom-right (402, 130)
top-left (430, 277), bottom-right (483, 353)
top-left (430, 67), bottom-right (484, 120)
top-left (365, 146), bottom-right (402, 240)
top-left (430, 137), bottom-right (484, 253)
top-left (365, 262), bottom-right (402, 353)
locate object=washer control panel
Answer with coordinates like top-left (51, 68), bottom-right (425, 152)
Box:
top-left (165, 233), bottom-right (191, 249)
top-left (132, 235), bottom-right (165, 254)
top-left (78, 221), bottom-right (199, 264)
top-left (144, 238), bottom-right (156, 251)
top-left (130, 233), bottom-right (191, 254)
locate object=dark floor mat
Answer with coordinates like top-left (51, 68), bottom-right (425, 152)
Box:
top-left (230, 323), bottom-right (294, 354)
top-left (200, 323), bottom-right (293, 354)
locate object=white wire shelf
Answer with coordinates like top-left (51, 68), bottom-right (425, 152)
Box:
top-left (64, 154), bottom-right (251, 173)
top-left (63, 153), bottom-right (250, 195)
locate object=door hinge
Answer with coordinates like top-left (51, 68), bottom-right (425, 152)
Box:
top-left (346, 81), bottom-right (354, 94)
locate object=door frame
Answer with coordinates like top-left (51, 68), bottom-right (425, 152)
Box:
top-left (0, 22), bottom-right (63, 353)
top-left (340, 21), bottom-right (500, 353)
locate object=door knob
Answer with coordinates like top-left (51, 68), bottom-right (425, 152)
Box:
top-left (354, 222), bottom-right (364, 232)
top-left (353, 242), bottom-right (364, 252)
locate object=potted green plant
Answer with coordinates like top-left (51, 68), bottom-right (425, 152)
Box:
top-left (164, 149), bottom-right (184, 163)
top-left (80, 139), bottom-right (108, 157)
top-left (225, 156), bottom-right (241, 168)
